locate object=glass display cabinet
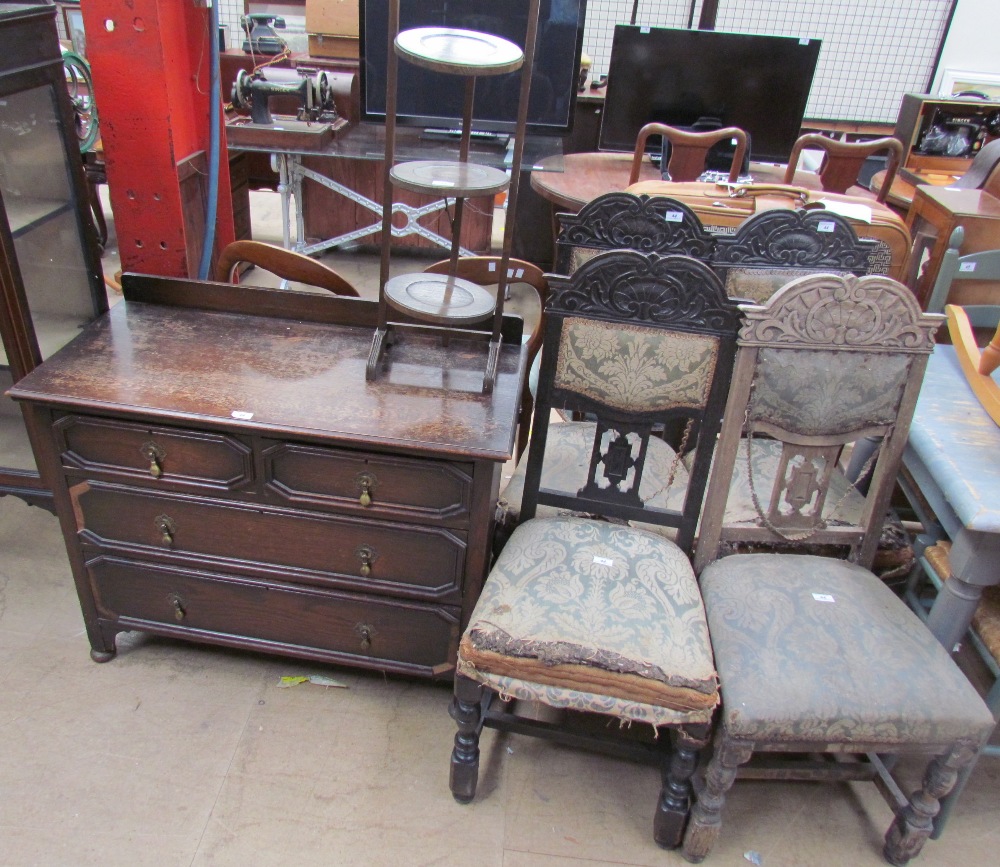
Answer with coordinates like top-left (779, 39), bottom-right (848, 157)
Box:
top-left (0, 3), bottom-right (107, 510)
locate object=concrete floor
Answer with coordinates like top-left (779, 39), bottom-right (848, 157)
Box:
top-left (0, 189), bottom-right (997, 866)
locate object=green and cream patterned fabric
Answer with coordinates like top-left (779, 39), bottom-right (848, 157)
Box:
top-left (749, 349), bottom-right (911, 437)
top-left (701, 553), bottom-right (995, 744)
top-left (499, 421), bottom-right (689, 536)
top-left (554, 317), bottom-right (719, 414)
top-left (724, 268), bottom-right (849, 303)
top-left (458, 516), bottom-right (719, 726)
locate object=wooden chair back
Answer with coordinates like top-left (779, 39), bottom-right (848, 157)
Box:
top-left (554, 192), bottom-right (715, 274)
top-left (524, 249), bottom-right (742, 552)
top-left (953, 138), bottom-right (1000, 196)
top-left (216, 240), bottom-right (360, 297)
top-left (693, 272), bottom-right (943, 572)
top-left (711, 209), bottom-right (879, 302)
top-left (782, 133), bottom-right (903, 203)
top-left (628, 123), bottom-right (749, 185)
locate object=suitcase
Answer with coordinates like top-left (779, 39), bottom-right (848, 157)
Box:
top-left (625, 181), bottom-right (911, 281)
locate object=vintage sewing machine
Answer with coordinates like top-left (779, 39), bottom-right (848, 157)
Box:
top-left (226, 67), bottom-right (347, 149)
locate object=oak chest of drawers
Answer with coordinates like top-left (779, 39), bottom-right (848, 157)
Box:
top-left (10, 276), bottom-right (525, 680)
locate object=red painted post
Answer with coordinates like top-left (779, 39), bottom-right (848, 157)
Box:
top-left (81, 0), bottom-right (235, 277)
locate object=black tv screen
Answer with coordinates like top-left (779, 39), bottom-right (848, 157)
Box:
top-left (598, 26), bottom-right (821, 164)
top-left (360, 0), bottom-right (588, 136)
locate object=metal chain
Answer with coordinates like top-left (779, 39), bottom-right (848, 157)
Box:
top-left (742, 375), bottom-right (891, 543)
top-left (642, 417), bottom-right (695, 505)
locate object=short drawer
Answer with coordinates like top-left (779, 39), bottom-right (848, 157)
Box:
top-left (88, 554), bottom-right (460, 678)
top-left (72, 482), bottom-right (466, 602)
top-left (262, 439), bottom-right (473, 524)
top-left (54, 415), bottom-right (253, 493)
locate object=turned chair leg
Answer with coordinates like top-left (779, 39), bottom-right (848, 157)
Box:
top-left (654, 726), bottom-right (709, 849)
top-left (883, 741), bottom-right (978, 866)
top-left (449, 674), bottom-right (485, 804)
top-left (682, 734), bottom-right (753, 864)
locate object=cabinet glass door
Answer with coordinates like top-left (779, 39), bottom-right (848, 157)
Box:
top-left (0, 81), bottom-right (102, 475)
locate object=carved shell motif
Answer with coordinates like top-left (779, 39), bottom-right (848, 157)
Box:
top-left (713, 210), bottom-right (877, 273)
top-left (548, 249), bottom-right (742, 334)
top-left (559, 193), bottom-right (716, 258)
top-left (738, 273), bottom-right (942, 351)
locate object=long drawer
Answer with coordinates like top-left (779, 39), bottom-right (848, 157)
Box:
top-left (72, 482), bottom-right (467, 602)
top-left (87, 554), bottom-right (460, 678)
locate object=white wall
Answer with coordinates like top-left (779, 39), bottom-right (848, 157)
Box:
top-left (932, 0), bottom-right (1000, 94)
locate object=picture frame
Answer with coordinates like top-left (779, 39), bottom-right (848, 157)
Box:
top-left (938, 68), bottom-right (1000, 100)
top-left (60, 2), bottom-right (86, 58)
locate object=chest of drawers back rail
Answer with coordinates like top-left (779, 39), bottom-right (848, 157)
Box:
top-left (10, 276), bottom-right (526, 679)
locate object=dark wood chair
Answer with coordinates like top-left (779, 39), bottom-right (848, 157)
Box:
top-left (215, 239), bottom-right (360, 297)
top-left (450, 248), bottom-right (743, 850)
top-left (628, 123), bottom-right (749, 185)
top-left (423, 256), bottom-right (548, 461)
top-left (681, 273), bottom-right (994, 864)
top-left (782, 133), bottom-right (903, 203)
top-left (554, 192), bottom-right (716, 275)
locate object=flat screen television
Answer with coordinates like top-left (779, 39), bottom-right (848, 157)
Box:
top-left (359, 0), bottom-right (588, 137)
top-left (598, 26), bottom-right (822, 164)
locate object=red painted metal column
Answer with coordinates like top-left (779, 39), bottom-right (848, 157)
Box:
top-left (82, 0), bottom-right (235, 277)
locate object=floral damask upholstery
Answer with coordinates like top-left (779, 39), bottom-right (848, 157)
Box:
top-left (555, 316), bottom-right (720, 413)
top-left (699, 553), bottom-right (995, 745)
top-left (749, 348), bottom-right (912, 437)
top-left (498, 421), bottom-right (689, 535)
top-left (458, 516), bottom-right (719, 726)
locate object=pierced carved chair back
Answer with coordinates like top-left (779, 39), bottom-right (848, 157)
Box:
top-left (554, 192), bottom-right (716, 275)
top-left (694, 272), bottom-right (943, 572)
top-left (525, 249), bottom-right (742, 552)
top-left (710, 209), bottom-right (880, 302)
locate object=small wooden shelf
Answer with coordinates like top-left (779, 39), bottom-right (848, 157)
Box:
top-left (384, 272), bottom-right (496, 324)
top-left (389, 160), bottom-right (509, 197)
top-left (394, 27), bottom-right (523, 76)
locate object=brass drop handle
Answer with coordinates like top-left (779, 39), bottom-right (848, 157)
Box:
top-left (357, 623), bottom-right (373, 651)
top-left (167, 593), bottom-right (185, 621)
top-left (357, 544), bottom-right (375, 577)
top-left (154, 515), bottom-right (176, 547)
top-left (357, 473), bottom-right (376, 507)
top-left (141, 441), bottom-right (165, 478)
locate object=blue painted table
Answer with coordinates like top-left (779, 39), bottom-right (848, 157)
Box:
top-left (902, 344), bottom-right (1000, 651)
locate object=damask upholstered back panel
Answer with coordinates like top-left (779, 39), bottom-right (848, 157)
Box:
top-left (553, 317), bottom-right (720, 414)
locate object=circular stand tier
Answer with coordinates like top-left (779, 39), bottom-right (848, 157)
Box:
top-left (384, 272), bottom-right (496, 324)
top-left (395, 27), bottom-right (523, 76)
top-left (390, 160), bottom-right (510, 197)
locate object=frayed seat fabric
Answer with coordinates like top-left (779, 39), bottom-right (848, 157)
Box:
top-left (459, 516), bottom-right (719, 726)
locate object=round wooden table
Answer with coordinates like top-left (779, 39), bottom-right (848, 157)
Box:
top-left (530, 151), bottom-right (882, 212)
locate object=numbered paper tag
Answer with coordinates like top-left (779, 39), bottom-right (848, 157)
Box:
top-left (431, 180), bottom-right (455, 187)
top-left (664, 210), bottom-right (684, 223)
top-left (231, 410), bottom-right (254, 420)
top-left (959, 262), bottom-right (977, 272)
top-left (812, 593), bottom-right (836, 603)
top-left (593, 556), bottom-right (614, 567)
top-left (817, 220), bottom-right (836, 233)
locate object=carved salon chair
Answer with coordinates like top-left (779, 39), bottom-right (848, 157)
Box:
top-left (450, 247), bottom-right (742, 849)
top-left (681, 273), bottom-right (994, 864)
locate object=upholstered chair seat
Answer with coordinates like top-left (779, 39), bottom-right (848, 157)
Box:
top-left (460, 516), bottom-right (718, 726)
top-left (700, 553), bottom-right (994, 746)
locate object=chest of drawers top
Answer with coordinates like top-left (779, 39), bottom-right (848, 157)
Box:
top-left (9, 275), bottom-right (526, 462)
